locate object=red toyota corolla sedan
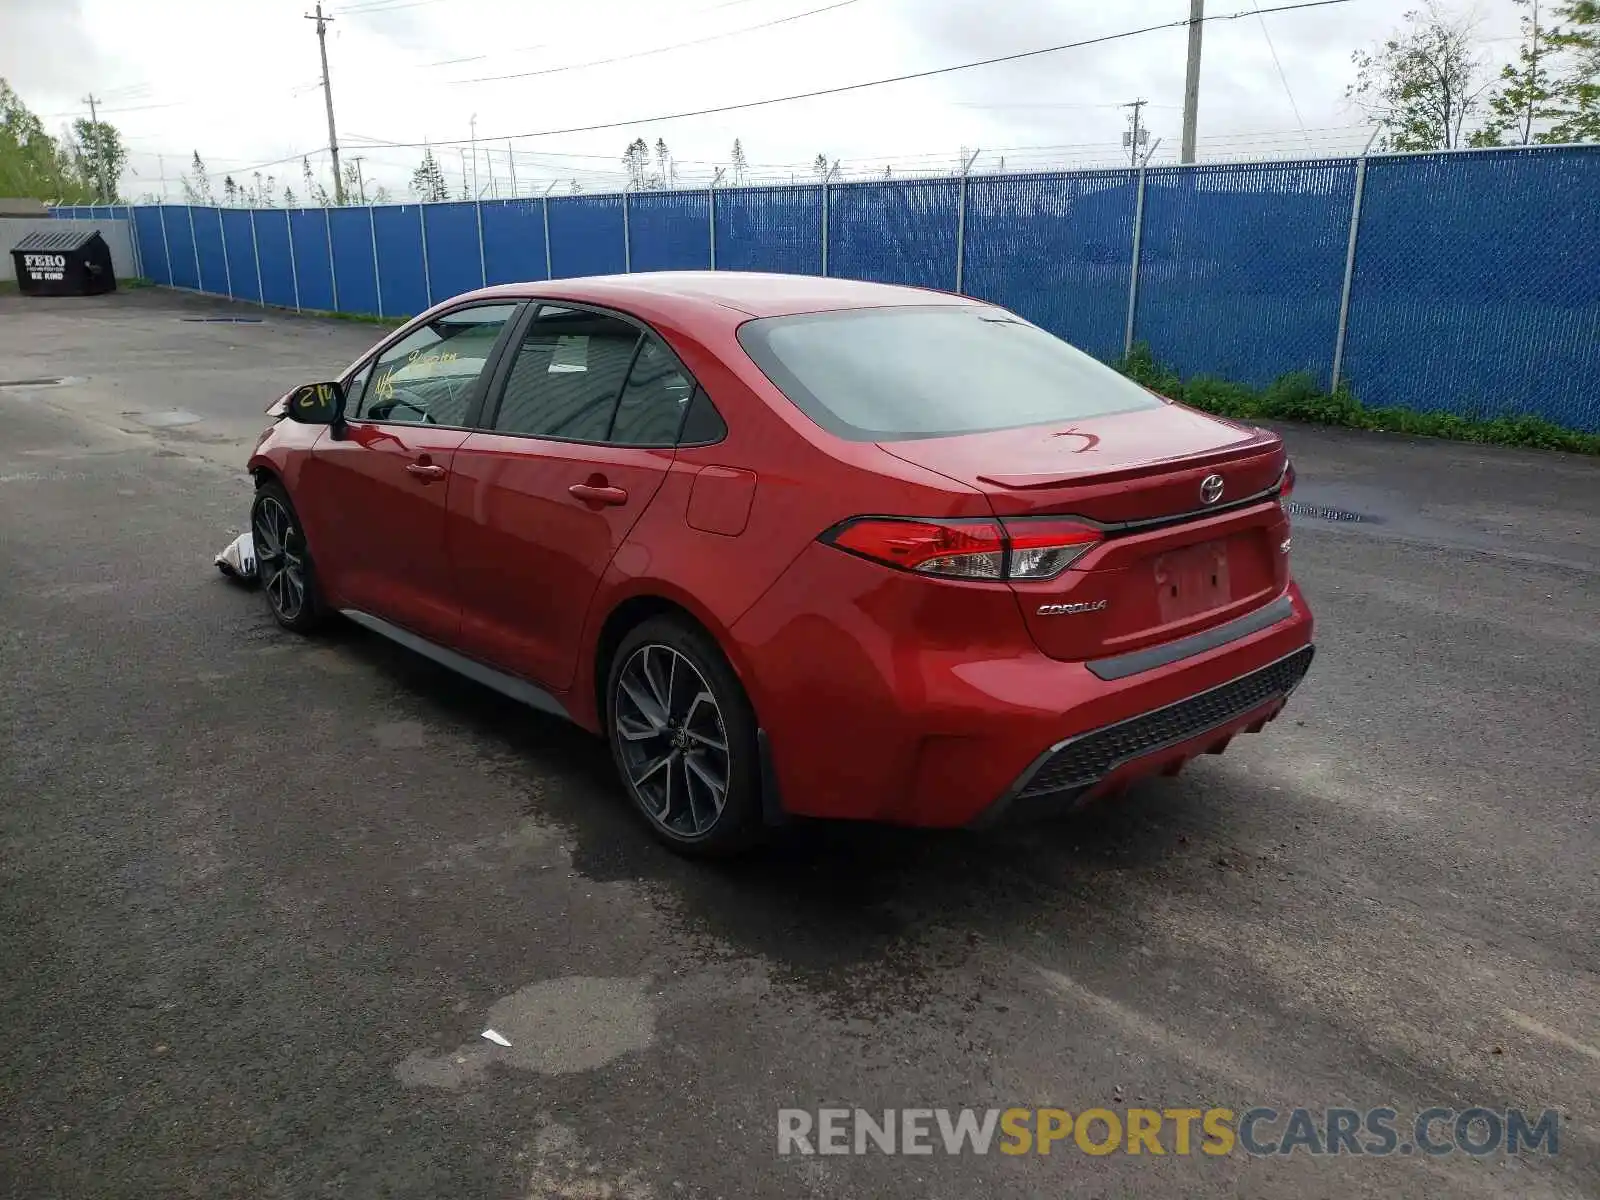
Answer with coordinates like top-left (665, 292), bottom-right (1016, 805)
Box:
top-left (248, 272), bottom-right (1314, 854)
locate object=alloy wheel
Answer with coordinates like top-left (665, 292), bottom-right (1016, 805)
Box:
top-left (253, 495), bottom-right (307, 622)
top-left (614, 643), bottom-right (731, 838)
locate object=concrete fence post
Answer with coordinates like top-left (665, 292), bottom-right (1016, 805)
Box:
top-left (1331, 156), bottom-right (1369, 393)
top-left (708, 184), bottom-right (717, 270)
top-left (1123, 167), bottom-right (1148, 359)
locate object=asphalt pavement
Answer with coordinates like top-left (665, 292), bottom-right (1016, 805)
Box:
top-left (1, 288), bottom-right (1597, 1200)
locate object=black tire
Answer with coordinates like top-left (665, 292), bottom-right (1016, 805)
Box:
top-left (605, 615), bottom-right (764, 857)
top-left (250, 479), bottom-right (329, 633)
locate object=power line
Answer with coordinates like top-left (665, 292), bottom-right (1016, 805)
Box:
top-left (338, 0), bottom-right (450, 14)
top-left (40, 99), bottom-right (190, 119)
top-left (1251, 0), bottom-right (1310, 147)
top-left (352, 0), bottom-right (1356, 150)
top-left (445, 0), bottom-right (864, 85)
top-left (954, 101), bottom-right (1183, 111)
top-left (234, 147), bottom-right (331, 174)
top-left (413, 0), bottom-right (823, 70)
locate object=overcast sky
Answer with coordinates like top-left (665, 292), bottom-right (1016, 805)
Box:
top-left (4, 0), bottom-right (1525, 200)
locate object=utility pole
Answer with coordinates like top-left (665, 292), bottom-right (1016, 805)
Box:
top-left (82, 94), bottom-right (108, 201)
top-left (1123, 98), bottom-right (1149, 168)
top-left (1180, 0), bottom-right (1204, 164)
top-left (305, 2), bottom-right (346, 205)
top-left (507, 140), bottom-right (518, 198)
top-left (352, 155), bottom-right (367, 204)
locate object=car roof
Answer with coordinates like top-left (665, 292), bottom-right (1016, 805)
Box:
top-left (455, 271), bottom-right (981, 322)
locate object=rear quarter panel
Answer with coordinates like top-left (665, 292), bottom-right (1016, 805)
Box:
top-left (570, 319), bottom-right (997, 731)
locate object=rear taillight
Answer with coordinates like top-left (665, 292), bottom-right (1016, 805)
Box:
top-left (828, 518), bottom-right (1005, 579)
top-left (824, 516), bottom-right (1101, 582)
top-left (1278, 459), bottom-right (1296, 515)
top-left (1001, 517), bottom-right (1102, 579)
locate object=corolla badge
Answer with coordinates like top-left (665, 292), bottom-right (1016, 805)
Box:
top-left (1037, 600), bottom-right (1108, 616)
top-left (1200, 473), bottom-right (1225, 505)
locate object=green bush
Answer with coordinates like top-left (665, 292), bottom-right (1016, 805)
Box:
top-left (1114, 343), bottom-right (1600, 456)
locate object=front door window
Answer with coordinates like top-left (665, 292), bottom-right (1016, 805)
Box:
top-left (353, 303), bottom-right (519, 426)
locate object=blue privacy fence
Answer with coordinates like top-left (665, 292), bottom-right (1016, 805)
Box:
top-left (57, 145), bottom-right (1600, 432)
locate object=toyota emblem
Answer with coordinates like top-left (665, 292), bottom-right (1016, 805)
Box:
top-left (1200, 474), bottom-right (1225, 505)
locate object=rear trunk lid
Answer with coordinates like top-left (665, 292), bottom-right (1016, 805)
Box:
top-left (879, 405), bottom-right (1291, 663)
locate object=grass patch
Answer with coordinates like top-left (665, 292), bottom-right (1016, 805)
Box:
top-left (1115, 344), bottom-right (1600, 456)
top-left (308, 308), bottom-right (407, 329)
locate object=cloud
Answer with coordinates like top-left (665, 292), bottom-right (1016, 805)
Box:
top-left (0, 0), bottom-right (118, 103)
top-left (6, 0), bottom-right (1529, 200)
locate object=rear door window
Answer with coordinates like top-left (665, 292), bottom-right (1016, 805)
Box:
top-left (490, 306), bottom-right (642, 441)
top-left (737, 305), bottom-right (1162, 441)
top-left (608, 335), bottom-right (695, 446)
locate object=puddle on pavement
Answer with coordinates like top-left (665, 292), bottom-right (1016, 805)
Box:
top-left (179, 316), bottom-right (264, 324)
top-left (395, 975), bottom-right (656, 1089)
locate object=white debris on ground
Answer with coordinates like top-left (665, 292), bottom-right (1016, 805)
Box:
top-left (215, 531), bottom-right (257, 583)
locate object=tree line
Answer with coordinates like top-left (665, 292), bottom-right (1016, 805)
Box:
top-left (1, 79), bottom-right (127, 203)
top-left (180, 152), bottom-right (391, 208)
top-left (1351, 0), bottom-right (1599, 151)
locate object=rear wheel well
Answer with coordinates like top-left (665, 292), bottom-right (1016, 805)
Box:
top-left (251, 466), bottom-right (279, 489)
top-left (593, 596), bottom-right (714, 731)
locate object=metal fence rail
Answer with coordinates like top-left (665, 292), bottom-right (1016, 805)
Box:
top-left (54, 145), bottom-right (1600, 432)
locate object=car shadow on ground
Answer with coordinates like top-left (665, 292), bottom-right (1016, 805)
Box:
top-left (325, 618), bottom-right (1235, 986)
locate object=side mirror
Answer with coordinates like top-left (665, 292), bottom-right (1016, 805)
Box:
top-left (286, 381), bottom-right (346, 426)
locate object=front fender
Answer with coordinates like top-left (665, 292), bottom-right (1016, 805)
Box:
top-left (246, 420), bottom-right (326, 491)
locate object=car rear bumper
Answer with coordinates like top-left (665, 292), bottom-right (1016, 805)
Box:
top-left (730, 542), bottom-right (1315, 829)
top-left (968, 643), bottom-right (1314, 827)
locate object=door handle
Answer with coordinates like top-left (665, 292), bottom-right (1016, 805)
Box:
top-left (406, 462), bottom-right (447, 481)
top-left (568, 482), bottom-right (628, 506)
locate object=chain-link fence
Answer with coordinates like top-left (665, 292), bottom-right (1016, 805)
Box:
top-left (55, 145), bottom-right (1600, 432)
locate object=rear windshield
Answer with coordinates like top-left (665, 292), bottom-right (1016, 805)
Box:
top-left (737, 305), bottom-right (1163, 441)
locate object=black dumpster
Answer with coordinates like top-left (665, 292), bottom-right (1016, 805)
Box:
top-left (9, 228), bottom-right (117, 297)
